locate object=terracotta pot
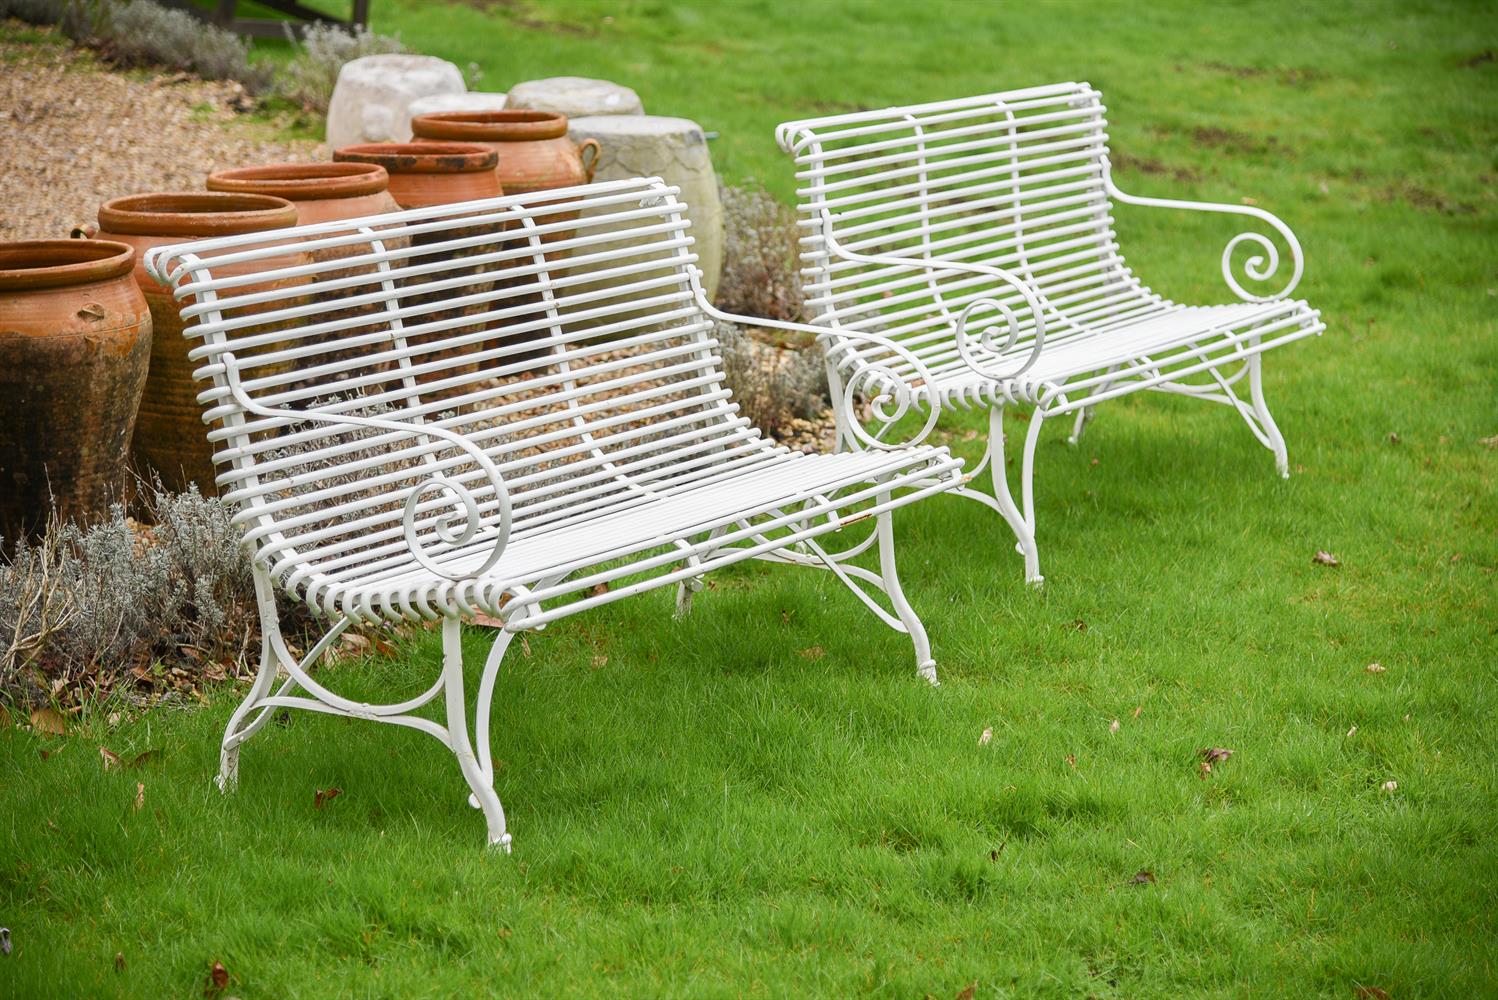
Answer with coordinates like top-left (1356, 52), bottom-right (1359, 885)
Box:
top-left (409, 110), bottom-right (600, 195)
top-left (207, 162), bottom-right (409, 387)
top-left (205, 161), bottom-right (399, 225)
top-left (331, 142), bottom-right (501, 209)
top-left (0, 240), bottom-right (151, 544)
top-left (84, 192), bottom-right (303, 495)
top-left (333, 143), bottom-right (527, 392)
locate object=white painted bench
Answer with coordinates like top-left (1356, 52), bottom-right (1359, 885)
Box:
top-left (144, 177), bottom-right (963, 850)
top-left (777, 84), bottom-right (1326, 584)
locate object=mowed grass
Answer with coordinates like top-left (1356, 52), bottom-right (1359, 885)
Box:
top-left (3, 0), bottom-right (1498, 996)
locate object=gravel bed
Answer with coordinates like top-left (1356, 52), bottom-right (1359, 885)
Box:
top-left (0, 24), bottom-right (323, 242)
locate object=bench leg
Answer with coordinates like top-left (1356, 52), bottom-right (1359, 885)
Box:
top-left (875, 504), bottom-right (938, 686)
top-left (442, 618), bottom-right (512, 852)
top-left (1247, 353), bottom-right (1290, 478)
top-left (988, 405), bottom-right (1044, 587)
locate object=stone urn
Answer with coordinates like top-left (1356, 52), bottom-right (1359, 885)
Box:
top-left (82, 193), bottom-right (302, 495)
top-left (506, 77), bottom-right (644, 118)
top-left (325, 53), bottom-right (467, 149)
top-left (410, 110), bottom-right (600, 247)
top-left (333, 142), bottom-right (515, 391)
top-left (566, 115), bottom-right (724, 301)
top-left (0, 240), bottom-right (151, 544)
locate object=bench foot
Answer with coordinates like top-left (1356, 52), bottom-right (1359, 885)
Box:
top-left (443, 617), bottom-right (513, 851)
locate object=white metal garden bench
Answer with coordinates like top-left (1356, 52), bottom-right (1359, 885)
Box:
top-left (777, 83), bottom-right (1326, 584)
top-left (143, 176), bottom-right (963, 850)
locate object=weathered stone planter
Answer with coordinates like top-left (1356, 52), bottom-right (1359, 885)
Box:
top-left (326, 54), bottom-right (467, 149)
top-left (566, 114), bottom-right (724, 301)
top-left (83, 193), bottom-right (302, 494)
top-left (506, 76), bottom-right (644, 118)
top-left (0, 240), bottom-right (151, 544)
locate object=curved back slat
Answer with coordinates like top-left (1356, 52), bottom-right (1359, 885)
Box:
top-left (779, 84), bottom-right (1136, 374)
top-left (145, 178), bottom-right (768, 592)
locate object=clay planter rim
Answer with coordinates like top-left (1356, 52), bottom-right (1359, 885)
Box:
top-left (96, 192), bottom-right (299, 238)
top-left (0, 239), bottom-right (137, 291)
top-left (411, 109), bottom-right (570, 143)
top-left (334, 142), bottom-right (499, 175)
top-left (206, 162), bottom-right (391, 201)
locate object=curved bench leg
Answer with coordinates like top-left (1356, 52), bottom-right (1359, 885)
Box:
top-left (442, 618), bottom-right (513, 852)
top-left (875, 505), bottom-right (938, 686)
top-left (1067, 405), bottom-right (1094, 446)
top-left (988, 406), bottom-right (1044, 587)
top-left (1247, 353), bottom-right (1290, 478)
top-left (217, 564), bottom-right (290, 792)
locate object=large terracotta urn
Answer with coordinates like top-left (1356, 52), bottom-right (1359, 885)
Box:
top-left (0, 240), bottom-right (152, 544)
top-left (83, 192), bottom-right (302, 495)
top-left (205, 161), bottom-right (399, 226)
top-left (332, 143), bottom-right (522, 390)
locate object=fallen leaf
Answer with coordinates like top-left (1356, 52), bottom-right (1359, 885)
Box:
top-left (1065, 754), bottom-right (1077, 770)
top-left (30, 707), bottom-right (66, 735)
top-left (590, 582), bottom-right (610, 597)
top-left (115, 951), bottom-right (125, 972)
top-left (1129, 869), bottom-right (1156, 885)
top-left (799, 645), bottom-right (825, 661)
top-left (1132, 705), bottom-right (1143, 720)
top-left (1354, 987), bottom-right (1390, 1000)
top-left (1090, 457), bottom-right (1100, 466)
top-left (128, 749), bottom-right (161, 769)
top-left (314, 787), bottom-right (342, 810)
top-left (133, 782), bottom-right (145, 812)
top-left (1066, 618), bottom-right (1087, 632)
top-left (956, 983), bottom-right (977, 1000)
top-left (1200, 747), bottom-right (1234, 765)
top-left (1312, 550), bottom-right (1341, 567)
top-left (1199, 761), bottom-right (1213, 779)
top-left (100, 747), bottom-right (122, 770)
top-left (1109, 719), bottom-right (1120, 734)
top-left (497, 926), bottom-right (513, 939)
top-left (988, 843), bottom-right (1005, 861)
top-left (205, 959), bottom-right (229, 996)
top-left (590, 654), bottom-right (609, 669)
top-left (1346, 725), bottom-right (1358, 737)
top-left (1365, 662), bottom-right (1386, 674)
top-left (1387, 432), bottom-right (1400, 445)
top-left (341, 633), bottom-right (372, 653)
top-left (978, 727), bottom-right (993, 747)
top-left (1381, 780), bottom-right (1398, 794)
top-left (1479, 434), bottom-right (1498, 449)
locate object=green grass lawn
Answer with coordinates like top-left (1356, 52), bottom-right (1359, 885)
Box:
top-left (3, 0), bottom-right (1497, 996)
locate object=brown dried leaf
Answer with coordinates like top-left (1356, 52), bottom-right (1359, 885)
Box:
top-left (1365, 662), bottom-right (1387, 674)
top-left (978, 727), bottom-right (993, 747)
top-left (1200, 747), bottom-right (1234, 764)
top-left (114, 951), bottom-right (125, 971)
top-left (132, 782), bottom-right (144, 811)
top-left (205, 959), bottom-right (229, 996)
top-left (100, 747), bottom-right (122, 770)
top-left (30, 707), bottom-right (66, 735)
top-left (799, 645), bottom-right (825, 661)
top-left (1129, 869), bottom-right (1156, 885)
top-left (1312, 550), bottom-right (1341, 567)
top-left (956, 983), bottom-right (977, 1000)
top-left (1198, 761), bottom-right (1213, 779)
top-left (1478, 434), bottom-right (1498, 449)
top-left (469, 614), bottom-right (505, 630)
top-left (590, 654), bottom-right (609, 669)
top-left (1354, 987), bottom-right (1391, 1000)
top-left (590, 582), bottom-right (610, 597)
top-left (1109, 719), bottom-right (1120, 734)
top-left (1132, 705), bottom-right (1143, 720)
top-left (1064, 754), bottom-right (1077, 770)
top-left (128, 749), bottom-right (161, 769)
top-left (1065, 618), bottom-right (1087, 632)
top-left (313, 787), bottom-right (342, 810)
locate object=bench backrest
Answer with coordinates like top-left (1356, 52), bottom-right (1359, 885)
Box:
top-left (777, 83), bottom-right (1126, 370)
top-left (146, 178), bottom-right (765, 590)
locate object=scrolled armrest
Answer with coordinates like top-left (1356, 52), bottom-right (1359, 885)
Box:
top-left (220, 353), bottom-right (511, 582)
top-left (696, 298), bottom-right (939, 451)
top-left (819, 218), bottom-right (1048, 381)
top-left (1102, 155), bottom-right (1304, 303)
